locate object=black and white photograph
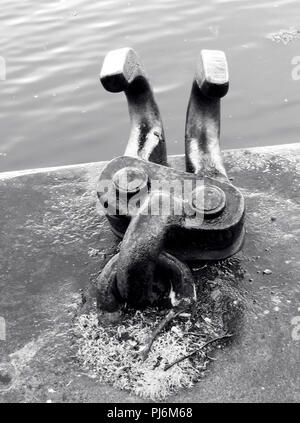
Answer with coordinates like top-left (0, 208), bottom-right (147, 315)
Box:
top-left (0, 0), bottom-right (299, 409)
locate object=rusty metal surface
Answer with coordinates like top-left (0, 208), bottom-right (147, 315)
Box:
top-left (98, 156), bottom-right (245, 259)
top-left (0, 144), bottom-right (299, 402)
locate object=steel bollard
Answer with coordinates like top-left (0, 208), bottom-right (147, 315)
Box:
top-left (96, 48), bottom-right (245, 313)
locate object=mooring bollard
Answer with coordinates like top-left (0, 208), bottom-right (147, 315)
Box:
top-left (96, 48), bottom-right (245, 313)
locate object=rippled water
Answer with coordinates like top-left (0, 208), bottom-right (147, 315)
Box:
top-left (0, 0), bottom-right (299, 171)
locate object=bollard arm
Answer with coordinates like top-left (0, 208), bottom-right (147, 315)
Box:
top-left (185, 50), bottom-right (229, 181)
top-left (100, 48), bottom-right (167, 165)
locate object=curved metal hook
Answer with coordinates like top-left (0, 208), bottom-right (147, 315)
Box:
top-left (116, 191), bottom-right (183, 306)
top-left (185, 50), bottom-right (229, 181)
top-left (100, 47), bottom-right (167, 165)
top-left (97, 191), bottom-right (196, 311)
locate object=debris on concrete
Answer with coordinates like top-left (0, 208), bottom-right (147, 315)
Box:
top-left (267, 28), bottom-right (300, 44)
top-left (74, 301), bottom-right (231, 400)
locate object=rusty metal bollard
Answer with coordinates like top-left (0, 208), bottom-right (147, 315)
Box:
top-left (96, 48), bottom-right (245, 314)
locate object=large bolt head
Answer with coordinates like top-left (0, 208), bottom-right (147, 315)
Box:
top-left (112, 166), bottom-right (149, 194)
top-left (192, 184), bottom-right (226, 218)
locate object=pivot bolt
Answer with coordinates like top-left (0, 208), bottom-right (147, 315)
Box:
top-left (192, 184), bottom-right (226, 218)
top-left (112, 167), bottom-right (149, 195)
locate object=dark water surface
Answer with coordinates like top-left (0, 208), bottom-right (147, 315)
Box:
top-left (0, 0), bottom-right (299, 172)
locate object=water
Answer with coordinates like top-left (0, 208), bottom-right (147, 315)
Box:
top-left (0, 0), bottom-right (299, 172)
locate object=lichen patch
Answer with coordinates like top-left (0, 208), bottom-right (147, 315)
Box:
top-left (73, 304), bottom-right (230, 400)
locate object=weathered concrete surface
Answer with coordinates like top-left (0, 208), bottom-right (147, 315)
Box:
top-left (0, 144), bottom-right (299, 403)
